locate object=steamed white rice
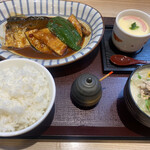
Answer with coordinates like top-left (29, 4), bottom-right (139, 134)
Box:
top-left (0, 64), bottom-right (51, 132)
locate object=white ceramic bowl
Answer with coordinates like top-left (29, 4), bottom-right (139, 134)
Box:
top-left (0, 58), bottom-right (56, 137)
top-left (112, 9), bottom-right (150, 53)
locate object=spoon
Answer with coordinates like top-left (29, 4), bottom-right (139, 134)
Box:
top-left (110, 54), bottom-right (150, 66)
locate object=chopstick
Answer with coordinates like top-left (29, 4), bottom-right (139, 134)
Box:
top-left (99, 71), bottom-right (113, 81)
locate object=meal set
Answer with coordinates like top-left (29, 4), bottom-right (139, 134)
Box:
top-left (0, 0), bottom-right (150, 137)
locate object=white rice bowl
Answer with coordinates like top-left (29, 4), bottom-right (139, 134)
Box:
top-left (0, 58), bottom-right (56, 137)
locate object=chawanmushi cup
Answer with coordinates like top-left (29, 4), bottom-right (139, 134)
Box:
top-left (112, 9), bottom-right (150, 53)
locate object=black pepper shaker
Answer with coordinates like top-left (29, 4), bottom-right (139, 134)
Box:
top-left (70, 73), bottom-right (102, 109)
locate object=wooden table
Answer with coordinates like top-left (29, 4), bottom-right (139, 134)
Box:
top-left (1, 0), bottom-right (150, 149)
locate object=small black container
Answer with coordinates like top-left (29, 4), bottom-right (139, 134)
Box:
top-left (70, 73), bottom-right (102, 109)
top-left (124, 64), bottom-right (150, 128)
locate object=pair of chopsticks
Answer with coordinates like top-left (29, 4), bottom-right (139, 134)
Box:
top-left (99, 71), bottom-right (113, 81)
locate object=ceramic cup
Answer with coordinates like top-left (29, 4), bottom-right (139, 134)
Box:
top-left (112, 9), bottom-right (150, 53)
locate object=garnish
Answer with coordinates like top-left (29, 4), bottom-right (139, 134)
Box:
top-left (137, 74), bottom-right (142, 79)
top-left (145, 99), bottom-right (150, 111)
top-left (137, 94), bottom-right (141, 98)
top-left (129, 22), bottom-right (139, 30)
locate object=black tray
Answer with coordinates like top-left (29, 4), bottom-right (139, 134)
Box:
top-left (101, 25), bottom-right (150, 73)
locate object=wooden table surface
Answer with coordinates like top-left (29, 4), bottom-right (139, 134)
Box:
top-left (1, 0), bottom-right (150, 149)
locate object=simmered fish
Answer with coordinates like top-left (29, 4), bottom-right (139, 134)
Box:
top-left (25, 29), bottom-right (52, 55)
top-left (32, 28), bottom-right (67, 56)
top-left (68, 14), bottom-right (83, 37)
top-left (5, 16), bottom-right (49, 48)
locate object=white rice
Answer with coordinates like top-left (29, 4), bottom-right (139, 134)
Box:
top-left (0, 64), bottom-right (51, 132)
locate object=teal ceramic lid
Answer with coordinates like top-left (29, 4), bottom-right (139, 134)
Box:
top-left (70, 73), bottom-right (102, 108)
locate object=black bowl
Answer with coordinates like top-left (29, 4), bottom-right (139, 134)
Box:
top-left (124, 64), bottom-right (150, 128)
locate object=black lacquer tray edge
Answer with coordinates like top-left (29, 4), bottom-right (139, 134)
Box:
top-left (1, 17), bottom-right (150, 141)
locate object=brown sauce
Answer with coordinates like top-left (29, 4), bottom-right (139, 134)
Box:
top-left (6, 47), bottom-right (76, 60)
top-left (3, 37), bottom-right (85, 60)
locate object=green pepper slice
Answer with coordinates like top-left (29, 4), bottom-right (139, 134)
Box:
top-left (47, 16), bottom-right (82, 51)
